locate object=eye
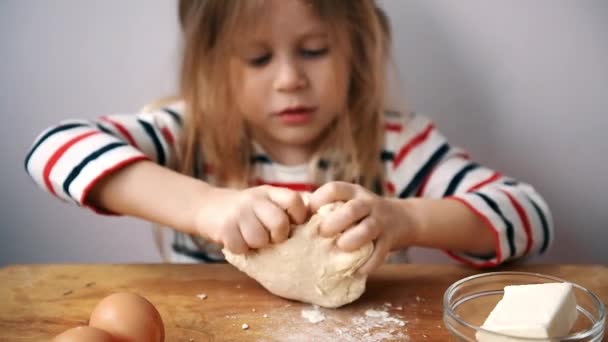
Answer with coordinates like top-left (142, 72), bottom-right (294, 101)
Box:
top-left (300, 47), bottom-right (329, 58)
top-left (248, 53), bottom-right (272, 67)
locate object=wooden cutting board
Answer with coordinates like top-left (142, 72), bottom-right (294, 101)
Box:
top-left (0, 264), bottom-right (606, 341)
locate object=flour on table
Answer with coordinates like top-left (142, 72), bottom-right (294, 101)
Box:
top-left (365, 309), bottom-right (406, 326)
top-left (259, 304), bottom-right (409, 342)
top-left (365, 309), bottom-right (389, 319)
top-left (301, 306), bottom-right (326, 323)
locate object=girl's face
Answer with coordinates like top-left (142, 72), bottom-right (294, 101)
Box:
top-left (230, 0), bottom-right (349, 159)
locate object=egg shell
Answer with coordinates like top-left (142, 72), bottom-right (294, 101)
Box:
top-left (89, 292), bottom-right (164, 342)
top-left (53, 326), bottom-right (115, 342)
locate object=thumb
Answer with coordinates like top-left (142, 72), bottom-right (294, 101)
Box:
top-left (357, 236), bottom-right (390, 276)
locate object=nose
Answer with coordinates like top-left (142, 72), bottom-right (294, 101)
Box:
top-left (273, 57), bottom-right (308, 92)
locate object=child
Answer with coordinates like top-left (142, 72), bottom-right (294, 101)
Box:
top-left (24, 0), bottom-right (552, 273)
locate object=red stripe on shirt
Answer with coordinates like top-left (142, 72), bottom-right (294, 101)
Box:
top-left (255, 179), bottom-right (316, 192)
top-left (386, 181), bottom-right (396, 195)
top-left (444, 196), bottom-right (503, 268)
top-left (101, 116), bottom-right (139, 148)
top-left (467, 172), bottom-right (501, 192)
top-left (384, 123), bottom-right (402, 132)
top-left (80, 155), bottom-right (150, 213)
top-left (160, 127), bottom-right (175, 146)
top-left (416, 166), bottom-right (437, 197)
top-left (454, 151), bottom-right (471, 160)
top-left (43, 131), bottom-right (100, 196)
top-left (393, 123), bottom-right (435, 168)
top-left (204, 163), bottom-right (214, 175)
top-left (501, 189), bottom-right (533, 255)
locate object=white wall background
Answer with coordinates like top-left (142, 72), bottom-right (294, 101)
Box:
top-left (1, 0), bottom-right (606, 265)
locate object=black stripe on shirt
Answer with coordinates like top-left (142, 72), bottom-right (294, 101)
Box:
top-left (172, 243), bottom-right (225, 263)
top-left (525, 194), bottom-right (551, 254)
top-left (62, 142), bottom-right (127, 200)
top-left (251, 154), bottom-right (272, 164)
top-left (162, 108), bottom-right (183, 126)
top-left (193, 148), bottom-right (201, 178)
top-left (24, 123), bottom-right (88, 172)
top-left (381, 150), bottom-right (394, 162)
top-left (317, 159), bottom-right (329, 170)
top-left (464, 251), bottom-right (496, 260)
top-left (502, 181), bottom-right (550, 255)
top-left (443, 163), bottom-right (479, 197)
top-left (137, 119), bottom-right (166, 166)
top-left (474, 192), bottom-right (516, 258)
top-left (96, 123), bottom-right (115, 136)
top-left (398, 143), bottom-right (449, 198)
top-left (172, 231), bottom-right (225, 263)
top-left (384, 110), bottom-right (401, 119)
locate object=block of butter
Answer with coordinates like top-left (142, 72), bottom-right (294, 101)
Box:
top-left (476, 282), bottom-right (577, 341)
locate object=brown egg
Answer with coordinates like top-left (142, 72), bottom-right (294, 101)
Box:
top-left (53, 326), bottom-right (115, 342)
top-left (89, 292), bottom-right (164, 342)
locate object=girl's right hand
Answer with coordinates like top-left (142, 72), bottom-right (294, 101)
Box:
top-left (195, 186), bottom-right (309, 254)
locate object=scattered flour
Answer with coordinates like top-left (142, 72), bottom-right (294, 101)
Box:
top-left (301, 306), bottom-right (326, 323)
top-left (365, 309), bottom-right (389, 318)
top-left (258, 304), bottom-right (409, 341)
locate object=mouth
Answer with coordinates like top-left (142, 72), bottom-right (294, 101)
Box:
top-left (276, 106), bottom-right (317, 125)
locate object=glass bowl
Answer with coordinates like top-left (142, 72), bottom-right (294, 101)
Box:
top-left (443, 272), bottom-right (606, 341)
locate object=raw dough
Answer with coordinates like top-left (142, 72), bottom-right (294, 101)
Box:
top-left (223, 202), bottom-right (374, 308)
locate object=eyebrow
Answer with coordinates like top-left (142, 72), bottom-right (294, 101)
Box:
top-left (298, 29), bottom-right (329, 39)
top-left (244, 31), bottom-right (328, 48)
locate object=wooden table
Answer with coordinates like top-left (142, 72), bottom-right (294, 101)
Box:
top-left (0, 264), bottom-right (606, 341)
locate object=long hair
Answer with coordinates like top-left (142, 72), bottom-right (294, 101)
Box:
top-left (178, 0), bottom-right (391, 191)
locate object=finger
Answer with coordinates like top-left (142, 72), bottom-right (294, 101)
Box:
top-left (309, 182), bottom-right (358, 213)
top-left (266, 187), bottom-right (308, 224)
top-left (357, 235), bottom-right (390, 275)
top-left (253, 200), bottom-right (291, 244)
top-left (319, 199), bottom-right (371, 237)
top-left (238, 208), bottom-right (270, 249)
top-left (336, 216), bottom-right (381, 252)
top-left (222, 222), bottom-right (249, 254)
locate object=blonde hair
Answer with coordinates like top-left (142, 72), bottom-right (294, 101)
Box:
top-left (177, 0), bottom-right (391, 191)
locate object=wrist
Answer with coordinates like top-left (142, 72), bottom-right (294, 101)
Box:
top-left (187, 182), bottom-right (219, 236)
top-left (386, 198), bottom-right (424, 250)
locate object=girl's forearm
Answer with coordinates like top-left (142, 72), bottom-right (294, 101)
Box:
top-left (389, 197), bottom-right (495, 255)
top-left (86, 160), bottom-right (213, 235)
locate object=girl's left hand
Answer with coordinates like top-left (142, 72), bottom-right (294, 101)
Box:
top-left (309, 181), bottom-right (416, 275)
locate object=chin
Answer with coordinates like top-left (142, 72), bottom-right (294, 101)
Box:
top-left (275, 130), bottom-right (323, 146)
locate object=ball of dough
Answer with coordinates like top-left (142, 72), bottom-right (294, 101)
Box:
top-left (223, 202), bottom-right (373, 308)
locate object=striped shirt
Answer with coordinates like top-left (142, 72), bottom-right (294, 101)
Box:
top-left (24, 101), bottom-right (553, 267)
